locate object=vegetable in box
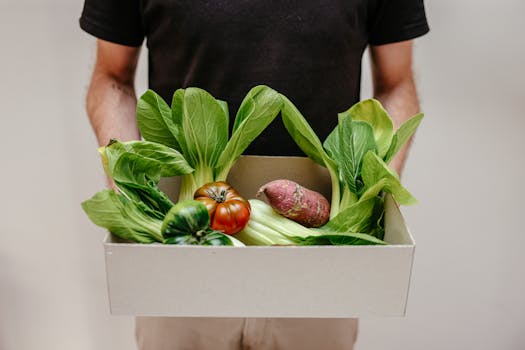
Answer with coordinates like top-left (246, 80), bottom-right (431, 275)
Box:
top-left (82, 85), bottom-right (423, 246)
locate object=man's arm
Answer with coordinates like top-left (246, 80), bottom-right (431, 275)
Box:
top-left (86, 39), bottom-right (141, 147)
top-left (369, 40), bottom-right (421, 176)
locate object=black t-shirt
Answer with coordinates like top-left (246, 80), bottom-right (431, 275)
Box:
top-left (80, 0), bottom-right (428, 156)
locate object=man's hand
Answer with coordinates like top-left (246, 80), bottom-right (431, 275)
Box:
top-left (369, 40), bottom-right (422, 176)
top-left (86, 39), bottom-right (142, 187)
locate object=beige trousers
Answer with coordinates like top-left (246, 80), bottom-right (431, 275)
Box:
top-left (136, 317), bottom-right (358, 350)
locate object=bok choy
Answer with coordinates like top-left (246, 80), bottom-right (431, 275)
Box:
top-left (136, 85), bottom-right (282, 201)
top-left (236, 200), bottom-right (386, 246)
top-left (280, 96), bottom-right (423, 239)
top-left (82, 139), bottom-right (193, 243)
top-left (81, 86), bottom-right (281, 246)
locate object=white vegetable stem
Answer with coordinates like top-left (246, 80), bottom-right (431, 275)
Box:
top-left (236, 199), bottom-right (324, 246)
top-left (178, 165), bottom-right (215, 201)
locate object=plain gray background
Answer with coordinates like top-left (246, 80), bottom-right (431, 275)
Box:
top-left (1, 0), bottom-right (524, 349)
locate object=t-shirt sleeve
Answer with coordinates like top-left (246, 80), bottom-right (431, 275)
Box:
top-left (79, 0), bottom-right (144, 47)
top-left (368, 0), bottom-right (429, 46)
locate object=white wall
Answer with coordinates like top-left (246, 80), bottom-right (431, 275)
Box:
top-left (0, 2), bottom-right (142, 349)
top-left (358, 1), bottom-right (525, 349)
top-left (0, 1), bottom-right (523, 349)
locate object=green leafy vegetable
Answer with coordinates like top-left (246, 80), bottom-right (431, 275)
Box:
top-left (81, 190), bottom-right (164, 243)
top-left (280, 94), bottom-right (330, 166)
top-left (83, 86), bottom-right (280, 246)
top-left (384, 113), bottom-right (424, 164)
top-left (360, 152), bottom-right (417, 205)
top-left (337, 117), bottom-right (377, 195)
top-left (103, 140), bottom-right (194, 178)
top-left (82, 86), bottom-right (421, 247)
top-left (281, 94), bottom-right (341, 213)
top-left (290, 232), bottom-right (386, 246)
top-left (321, 197), bottom-right (378, 234)
top-left (216, 86), bottom-right (282, 180)
top-left (281, 96), bottom-right (423, 238)
top-left (235, 200), bottom-right (385, 246)
top-left (99, 139), bottom-right (193, 216)
top-left (347, 99), bottom-right (394, 158)
top-left (170, 88), bottom-right (186, 151)
top-left (136, 86), bottom-right (282, 201)
top-left (181, 87), bottom-right (229, 173)
top-left (82, 139), bottom-right (195, 243)
top-left (137, 90), bottom-right (181, 150)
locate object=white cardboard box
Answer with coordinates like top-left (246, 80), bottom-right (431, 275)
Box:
top-left (103, 156), bottom-right (415, 318)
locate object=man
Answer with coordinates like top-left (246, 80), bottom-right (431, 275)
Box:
top-left (80, 1), bottom-right (428, 349)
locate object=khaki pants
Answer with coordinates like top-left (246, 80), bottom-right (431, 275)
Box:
top-left (136, 317), bottom-right (358, 350)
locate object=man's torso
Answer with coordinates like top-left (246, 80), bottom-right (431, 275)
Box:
top-left (142, 0), bottom-right (372, 155)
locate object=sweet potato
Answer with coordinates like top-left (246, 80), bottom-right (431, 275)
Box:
top-left (256, 179), bottom-right (330, 227)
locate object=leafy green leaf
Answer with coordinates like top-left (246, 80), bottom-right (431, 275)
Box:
top-left (111, 153), bottom-right (173, 215)
top-left (338, 187), bottom-right (358, 209)
top-left (384, 113), bottom-right (424, 164)
top-left (217, 99), bottom-right (230, 129)
top-left (112, 153), bottom-right (163, 184)
top-left (182, 88), bottom-right (229, 169)
top-left (125, 141), bottom-right (193, 177)
top-left (215, 86), bottom-right (282, 180)
top-left (171, 88), bottom-right (186, 153)
top-left (101, 139), bottom-right (193, 190)
top-left (348, 99), bottom-right (394, 158)
top-left (321, 197), bottom-right (378, 234)
top-left (338, 117), bottom-right (377, 194)
top-left (106, 140), bottom-right (193, 177)
top-left (323, 127), bottom-right (341, 167)
top-left (137, 90), bottom-right (180, 151)
top-left (98, 142), bottom-right (163, 218)
top-left (279, 94), bottom-right (343, 214)
top-left (231, 85), bottom-right (280, 134)
top-left (369, 197), bottom-right (385, 239)
top-left (100, 140), bottom-right (192, 215)
top-left (361, 151), bottom-right (417, 205)
top-left (290, 232), bottom-right (386, 245)
top-left (232, 88), bottom-right (256, 133)
top-left (99, 140), bottom-right (140, 179)
top-left (81, 190), bottom-right (164, 243)
top-left (322, 127), bottom-right (348, 209)
top-left (280, 94), bottom-right (329, 166)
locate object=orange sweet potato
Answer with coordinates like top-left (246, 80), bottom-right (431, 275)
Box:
top-left (256, 179), bottom-right (330, 228)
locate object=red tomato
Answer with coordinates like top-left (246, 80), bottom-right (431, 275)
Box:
top-left (194, 182), bottom-right (251, 235)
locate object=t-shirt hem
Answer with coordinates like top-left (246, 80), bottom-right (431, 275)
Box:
top-left (79, 16), bottom-right (144, 47)
top-left (369, 22), bottom-right (430, 46)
